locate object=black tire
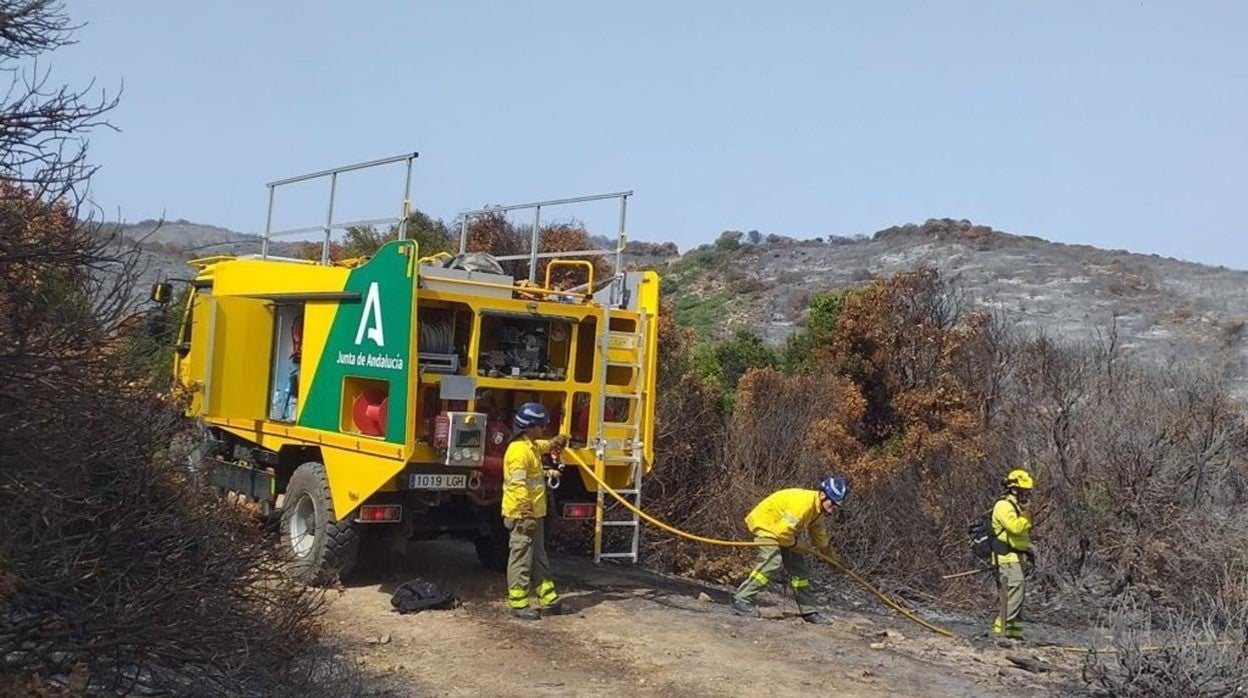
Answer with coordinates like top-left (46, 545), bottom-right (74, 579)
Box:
top-left (280, 462), bottom-right (361, 586)
top-left (474, 524), bottom-right (509, 573)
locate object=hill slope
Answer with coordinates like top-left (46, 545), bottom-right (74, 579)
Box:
top-left (106, 219), bottom-right (291, 303)
top-left (659, 219), bottom-right (1248, 397)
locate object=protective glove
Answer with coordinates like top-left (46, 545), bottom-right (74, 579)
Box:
top-left (515, 501), bottom-right (535, 519)
top-left (1021, 550), bottom-right (1036, 576)
top-left (515, 517), bottom-right (538, 536)
top-left (548, 434), bottom-right (570, 451)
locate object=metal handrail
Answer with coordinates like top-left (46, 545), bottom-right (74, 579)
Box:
top-left (266, 152), bottom-right (418, 187)
top-left (458, 191), bottom-right (632, 217)
top-left (261, 152), bottom-right (418, 263)
top-left (490, 249), bottom-right (614, 262)
top-left (544, 259), bottom-right (595, 295)
top-left (266, 217), bottom-right (402, 240)
top-left (257, 154), bottom-right (632, 303)
top-left (456, 190), bottom-right (631, 284)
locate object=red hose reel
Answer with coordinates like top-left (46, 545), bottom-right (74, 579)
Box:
top-left (351, 391), bottom-right (389, 437)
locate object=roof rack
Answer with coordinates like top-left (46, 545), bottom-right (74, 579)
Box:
top-left (257, 154), bottom-right (633, 302)
top-left (260, 151), bottom-right (418, 263)
top-left (456, 190), bottom-right (632, 284)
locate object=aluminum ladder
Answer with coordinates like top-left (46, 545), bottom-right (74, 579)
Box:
top-left (592, 291), bottom-right (649, 563)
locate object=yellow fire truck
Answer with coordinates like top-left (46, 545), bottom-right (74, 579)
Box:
top-left (157, 153), bottom-right (658, 584)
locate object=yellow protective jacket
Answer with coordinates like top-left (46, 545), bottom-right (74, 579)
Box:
top-left (744, 489), bottom-right (831, 550)
top-left (991, 494), bottom-right (1031, 565)
top-left (501, 435), bottom-right (552, 519)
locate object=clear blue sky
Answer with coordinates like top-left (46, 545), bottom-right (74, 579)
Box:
top-left (55, 1), bottom-right (1248, 268)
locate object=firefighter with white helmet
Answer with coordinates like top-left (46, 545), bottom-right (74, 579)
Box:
top-left (501, 402), bottom-right (573, 620)
top-left (730, 476), bottom-right (848, 624)
top-left (992, 468), bottom-right (1035, 639)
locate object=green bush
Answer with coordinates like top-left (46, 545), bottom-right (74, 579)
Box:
top-left (691, 329), bottom-right (779, 411)
top-left (783, 289), bottom-right (854, 371)
top-left (673, 292), bottom-right (730, 338)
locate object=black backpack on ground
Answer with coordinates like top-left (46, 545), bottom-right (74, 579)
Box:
top-left (968, 497), bottom-right (1021, 563)
top-left (390, 578), bottom-right (459, 614)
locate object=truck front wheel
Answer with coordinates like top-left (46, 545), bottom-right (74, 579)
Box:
top-left (281, 462), bottom-right (360, 585)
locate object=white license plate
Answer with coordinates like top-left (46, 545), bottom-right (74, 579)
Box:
top-left (409, 473), bottom-right (467, 490)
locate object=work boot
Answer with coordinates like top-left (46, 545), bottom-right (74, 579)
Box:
top-left (732, 599), bottom-right (760, 617)
top-left (511, 607), bottom-right (540, 621)
top-left (541, 601), bottom-right (574, 617)
top-left (802, 612), bottom-right (833, 625)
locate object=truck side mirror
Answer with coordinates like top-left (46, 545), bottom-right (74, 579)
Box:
top-left (150, 282), bottom-right (173, 305)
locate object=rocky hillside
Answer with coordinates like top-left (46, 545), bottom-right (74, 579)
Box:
top-left (658, 219), bottom-right (1248, 398)
top-left (113, 217), bottom-right (1248, 397)
top-left (107, 220), bottom-right (296, 304)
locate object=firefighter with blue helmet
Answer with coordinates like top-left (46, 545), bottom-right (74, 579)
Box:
top-left (501, 401), bottom-right (573, 620)
top-left (731, 476), bottom-right (848, 624)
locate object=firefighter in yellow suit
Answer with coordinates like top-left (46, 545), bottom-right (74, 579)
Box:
top-left (501, 402), bottom-right (572, 620)
top-left (731, 477), bottom-right (848, 625)
top-left (992, 469), bottom-right (1034, 639)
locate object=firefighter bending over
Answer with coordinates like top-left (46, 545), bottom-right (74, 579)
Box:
top-left (731, 477), bottom-right (848, 625)
top-left (501, 402), bottom-right (573, 620)
top-left (992, 469), bottom-right (1034, 639)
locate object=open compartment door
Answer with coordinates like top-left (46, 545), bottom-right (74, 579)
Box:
top-left (203, 295), bottom-right (275, 421)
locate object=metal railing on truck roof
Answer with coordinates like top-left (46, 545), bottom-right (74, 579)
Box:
top-left (258, 152), bottom-right (634, 302)
top-left (456, 190), bottom-right (632, 284)
top-left (260, 152), bottom-right (418, 263)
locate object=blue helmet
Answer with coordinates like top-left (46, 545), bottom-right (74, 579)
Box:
top-left (819, 476), bottom-right (848, 505)
top-left (513, 402), bottom-right (550, 431)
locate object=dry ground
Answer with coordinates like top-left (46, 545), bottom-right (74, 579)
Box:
top-left (322, 539), bottom-right (1093, 697)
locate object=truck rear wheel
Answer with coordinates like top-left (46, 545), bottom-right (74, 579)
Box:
top-left (280, 462), bottom-right (360, 585)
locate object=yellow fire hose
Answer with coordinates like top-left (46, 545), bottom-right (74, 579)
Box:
top-left (563, 451), bottom-right (955, 638)
top-left (563, 451), bottom-right (1240, 655)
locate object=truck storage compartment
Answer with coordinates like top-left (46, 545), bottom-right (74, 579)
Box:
top-left (476, 313), bottom-right (571, 380)
top-left (417, 303), bottom-right (472, 375)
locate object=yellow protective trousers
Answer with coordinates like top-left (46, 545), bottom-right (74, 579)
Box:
top-left (504, 517), bottom-right (559, 609)
top-left (992, 562), bottom-right (1025, 639)
top-left (732, 537), bottom-right (821, 614)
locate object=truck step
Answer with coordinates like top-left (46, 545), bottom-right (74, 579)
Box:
top-left (606, 361), bottom-right (643, 370)
top-left (604, 332), bottom-right (643, 347)
top-left (605, 392), bottom-right (643, 400)
top-left (604, 423), bottom-right (640, 431)
top-left (600, 456), bottom-right (642, 465)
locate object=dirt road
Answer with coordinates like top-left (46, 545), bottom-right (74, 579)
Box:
top-left (322, 540), bottom-right (1084, 697)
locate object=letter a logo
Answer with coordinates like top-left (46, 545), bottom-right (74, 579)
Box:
top-left (355, 282), bottom-right (385, 347)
